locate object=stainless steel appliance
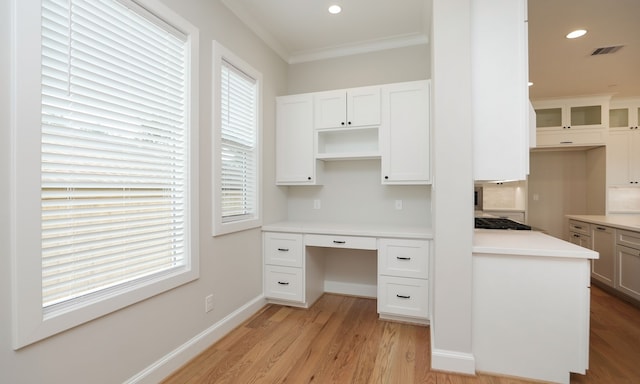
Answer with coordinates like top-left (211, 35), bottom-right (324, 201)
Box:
top-left (474, 186), bottom-right (483, 211)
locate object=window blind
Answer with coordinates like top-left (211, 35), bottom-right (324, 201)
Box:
top-left (220, 60), bottom-right (258, 222)
top-left (41, 0), bottom-right (189, 309)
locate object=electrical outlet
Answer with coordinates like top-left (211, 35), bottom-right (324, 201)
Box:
top-left (205, 294), bottom-right (214, 313)
top-left (395, 200), bottom-right (403, 210)
top-left (313, 199), bottom-right (321, 209)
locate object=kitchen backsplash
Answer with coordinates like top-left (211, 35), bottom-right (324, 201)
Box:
top-left (608, 187), bottom-right (640, 213)
top-left (481, 180), bottom-right (527, 211)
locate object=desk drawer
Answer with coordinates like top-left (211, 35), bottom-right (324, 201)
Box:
top-left (569, 220), bottom-right (591, 236)
top-left (377, 276), bottom-right (429, 319)
top-left (378, 239), bottom-right (429, 279)
top-left (264, 232), bottom-right (303, 267)
top-left (304, 234), bottom-right (377, 250)
top-left (265, 265), bottom-right (303, 303)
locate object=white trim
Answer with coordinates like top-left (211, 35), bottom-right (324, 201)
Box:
top-left (430, 348), bottom-right (476, 375)
top-left (124, 295), bottom-right (267, 384)
top-left (11, 0), bottom-right (200, 349)
top-left (211, 40), bottom-right (263, 236)
top-left (288, 33), bottom-right (429, 65)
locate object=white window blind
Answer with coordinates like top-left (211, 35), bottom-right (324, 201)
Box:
top-left (41, 0), bottom-right (189, 310)
top-left (220, 60), bottom-right (258, 222)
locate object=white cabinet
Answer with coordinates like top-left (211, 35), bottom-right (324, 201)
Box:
top-left (609, 98), bottom-right (640, 129)
top-left (591, 225), bottom-right (616, 287)
top-left (607, 100), bottom-right (640, 186)
top-left (275, 94), bottom-right (321, 185)
top-left (615, 229), bottom-right (640, 302)
top-left (534, 97), bottom-right (609, 148)
top-left (313, 86), bottom-right (380, 129)
top-left (377, 238), bottom-right (430, 323)
top-left (380, 80), bottom-right (431, 184)
top-left (569, 220), bottom-right (592, 249)
top-left (472, 0), bottom-right (530, 182)
top-left (263, 232), bottom-right (306, 304)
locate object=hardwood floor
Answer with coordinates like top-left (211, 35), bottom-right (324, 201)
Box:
top-left (162, 285), bottom-right (640, 383)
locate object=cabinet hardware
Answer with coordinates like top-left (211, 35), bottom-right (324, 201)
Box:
top-left (277, 281), bottom-right (289, 285)
top-left (384, 176), bottom-right (389, 180)
top-left (396, 294), bottom-right (411, 299)
top-left (333, 240), bottom-right (346, 244)
top-left (396, 256), bottom-right (411, 260)
top-left (560, 141), bottom-right (573, 144)
top-left (596, 227), bottom-right (606, 231)
top-left (573, 234), bottom-right (580, 238)
top-left (575, 225), bottom-right (583, 229)
top-left (307, 176), bottom-right (311, 180)
top-left (277, 248), bottom-right (289, 252)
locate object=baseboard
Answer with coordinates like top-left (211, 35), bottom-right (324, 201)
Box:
top-left (324, 280), bottom-right (377, 298)
top-left (431, 348), bottom-right (476, 375)
top-left (124, 294), bottom-right (267, 384)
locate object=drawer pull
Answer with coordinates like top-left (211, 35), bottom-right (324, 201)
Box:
top-left (596, 226), bottom-right (606, 231)
top-left (396, 294), bottom-right (411, 299)
top-left (277, 281), bottom-right (289, 286)
top-left (277, 248), bottom-right (289, 252)
top-left (333, 240), bottom-right (346, 244)
top-left (396, 256), bottom-right (411, 261)
top-left (573, 234), bottom-right (580, 238)
top-left (574, 226), bottom-right (583, 229)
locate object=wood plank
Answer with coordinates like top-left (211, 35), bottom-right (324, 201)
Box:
top-left (162, 286), bottom-right (640, 384)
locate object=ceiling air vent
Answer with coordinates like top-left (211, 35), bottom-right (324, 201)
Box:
top-left (591, 45), bottom-right (624, 56)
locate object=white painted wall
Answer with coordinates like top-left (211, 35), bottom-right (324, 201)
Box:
top-left (430, 0), bottom-right (475, 373)
top-left (1, 1), bottom-right (288, 383)
top-left (527, 148), bottom-right (606, 239)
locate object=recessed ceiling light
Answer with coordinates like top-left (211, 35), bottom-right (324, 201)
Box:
top-left (328, 5), bottom-right (342, 14)
top-left (566, 29), bottom-right (587, 39)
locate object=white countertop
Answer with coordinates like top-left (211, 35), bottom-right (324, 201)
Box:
top-left (262, 221), bottom-right (433, 240)
top-left (567, 214), bottom-right (640, 232)
top-left (473, 229), bottom-right (598, 259)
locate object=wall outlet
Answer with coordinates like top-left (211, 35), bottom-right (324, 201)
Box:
top-left (395, 200), bottom-right (403, 210)
top-left (205, 294), bottom-right (214, 313)
top-left (313, 199), bottom-right (321, 209)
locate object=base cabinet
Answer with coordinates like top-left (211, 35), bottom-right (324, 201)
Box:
top-left (616, 229), bottom-right (640, 301)
top-left (591, 225), bottom-right (616, 287)
top-left (263, 229), bottom-right (431, 324)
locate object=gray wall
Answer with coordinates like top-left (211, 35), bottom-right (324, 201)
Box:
top-left (0, 0), bottom-right (288, 383)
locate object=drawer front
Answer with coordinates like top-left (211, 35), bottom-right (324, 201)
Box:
top-left (377, 276), bottom-right (429, 319)
top-left (569, 220), bottom-right (591, 236)
top-left (304, 234), bottom-right (377, 250)
top-left (378, 239), bottom-right (429, 279)
top-left (264, 232), bottom-right (303, 267)
top-left (265, 265), bottom-right (303, 303)
top-left (569, 232), bottom-right (592, 249)
top-left (536, 130), bottom-right (606, 147)
top-left (617, 229), bottom-right (640, 251)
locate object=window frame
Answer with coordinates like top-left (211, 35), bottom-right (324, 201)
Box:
top-left (10, 0), bottom-right (200, 349)
top-left (211, 41), bottom-right (263, 236)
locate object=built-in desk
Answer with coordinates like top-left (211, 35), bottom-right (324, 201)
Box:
top-left (262, 222), bottom-right (433, 325)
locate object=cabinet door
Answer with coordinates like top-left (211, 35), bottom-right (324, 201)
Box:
top-left (592, 225), bottom-right (615, 286)
top-left (347, 86), bottom-right (381, 127)
top-left (569, 232), bottom-right (592, 249)
top-left (314, 90), bottom-right (347, 129)
top-left (607, 129), bottom-right (640, 185)
top-left (380, 80), bottom-right (430, 184)
top-left (616, 245), bottom-right (640, 301)
top-left (276, 94), bottom-right (317, 184)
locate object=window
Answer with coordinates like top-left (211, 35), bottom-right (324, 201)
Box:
top-left (10, 0), bottom-right (199, 349)
top-left (212, 42), bottom-right (262, 235)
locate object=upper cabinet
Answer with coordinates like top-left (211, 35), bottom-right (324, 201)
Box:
top-left (314, 86), bottom-right (380, 129)
top-left (276, 81), bottom-right (431, 185)
top-left (472, 0), bottom-right (531, 182)
top-left (607, 98), bottom-right (640, 186)
top-left (609, 98), bottom-right (640, 130)
top-left (380, 80), bottom-right (431, 184)
top-left (533, 96), bottom-right (609, 147)
top-left (275, 93), bottom-right (321, 185)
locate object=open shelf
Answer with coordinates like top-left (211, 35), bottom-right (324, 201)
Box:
top-left (316, 126), bottom-right (380, 160)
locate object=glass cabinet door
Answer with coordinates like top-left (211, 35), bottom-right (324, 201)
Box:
top-left (570, 105), bottom-right (601, 126)
top-left (535, 107), bottom-right (562, 128)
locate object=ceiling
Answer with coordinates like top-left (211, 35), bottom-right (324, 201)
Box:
top-left (222, 0), bottom-right (640, 100)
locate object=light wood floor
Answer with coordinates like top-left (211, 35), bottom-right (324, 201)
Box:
top-left (162, 285), bottom-right (640, 383)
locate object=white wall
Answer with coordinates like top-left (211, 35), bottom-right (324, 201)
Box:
top-left (527, 148), bottom-right (606, 239)
top-left (1, 1), bottom-right (288, 383)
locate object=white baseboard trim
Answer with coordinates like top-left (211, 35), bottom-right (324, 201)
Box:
top-left (431, 348), bottom-right (476, 375)
top-left (124, 294), bottom-right (267, 384)
top-left (324, 281), bottom-right (377, 298)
